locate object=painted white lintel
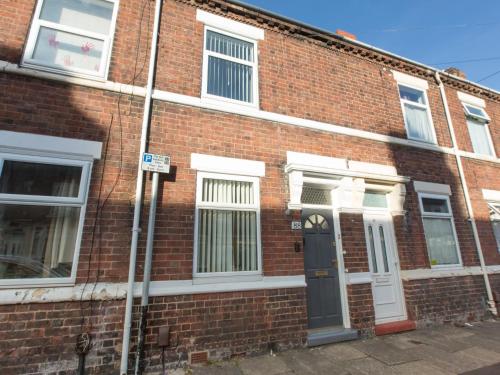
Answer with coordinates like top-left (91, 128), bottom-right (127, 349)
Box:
top-left (413, 181), bottom-right (452, 196)
top-left (196, 9), bottom-right (265, 40)
top-left (392, 70), bottom-right (429, 90)
top-left (0, 130), bottom-right (103, 160)
top-left (457, 91), bottom-right (486, 108)
top-left (483, 189), bottom-right (500, 202)
top-left (191, 153), bottom-right (265, 177)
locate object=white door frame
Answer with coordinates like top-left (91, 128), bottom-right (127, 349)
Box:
top-left (363, 210), bottom-right (407, 324)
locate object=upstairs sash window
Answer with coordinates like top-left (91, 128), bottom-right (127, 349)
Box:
top-left (398, 85), bottom-right (436, 144)
top-left (23, 0), bottom-right (118, 79)
top-left (202, 28), bottom-right (258, 105)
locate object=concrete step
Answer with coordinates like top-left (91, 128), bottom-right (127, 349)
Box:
top-left (374, 319), bottom-right (416, 336)
top-left (307, 327), bottom-right (359, 347)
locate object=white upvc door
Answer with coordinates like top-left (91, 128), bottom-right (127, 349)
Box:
top-left (364, 213), bottom-right (406, 324)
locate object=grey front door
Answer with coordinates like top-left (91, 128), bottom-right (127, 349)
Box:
top-left (302, 209), bottom-right (343, 329)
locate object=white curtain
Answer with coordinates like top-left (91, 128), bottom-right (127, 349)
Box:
top-left (405, 103), bottom-right (433, 142)
top-left (423, 218), bottom-right (459, 265)
top-left (198, 179), bottom-right (257, 273)
top-left (43, 174), bottom-right (81, 276)
top-left (467, 120), bottom-right (493, 156)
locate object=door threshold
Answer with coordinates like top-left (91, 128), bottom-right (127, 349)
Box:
top-left (307, 326), bottom-right (359, 347)
top-left (374, 319), bottom-right (416, 336)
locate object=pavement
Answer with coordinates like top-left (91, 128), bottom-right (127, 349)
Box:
top-left (175, 320), bottom-right (500, 375)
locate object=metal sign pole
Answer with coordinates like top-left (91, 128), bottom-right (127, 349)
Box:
top-left (135, 171), bottom-right (160, 375)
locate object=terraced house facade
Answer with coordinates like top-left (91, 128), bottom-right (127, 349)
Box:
top-left (1, 0), bottom-right (500, 373)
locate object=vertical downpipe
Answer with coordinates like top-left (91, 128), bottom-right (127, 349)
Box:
top-left (120, 0), bottom-right (164, 374)
top-left (435, 71), bottom-right (497, 316)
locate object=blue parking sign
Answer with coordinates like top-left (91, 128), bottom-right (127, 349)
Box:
top-left (143, 153), bottom-right (153, 163)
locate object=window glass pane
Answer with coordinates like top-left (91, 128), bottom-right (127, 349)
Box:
top-left (492, 221), bottom-right (500, 251)
top-left (367, 225), bottom-right (378, 273)
top-left (423, 217), bottom-right (459, 265)
top-left (206, 30), bottom-right (254, 62)
top-left (201, 179), bottom-right (254, 205)
top-left (363, 191), bottom-right (387, 208)
top-left (197, 209), bottom-right (257, 273)
top-left (379, 226), bottom-right (389, 273)
top-left (40, 0), bottom-right (114, 35)
top-left (465, 105), bottom-right (487, 119)
top-left (399, 86), bottom-right (425, 104)
top-left (207, 56), bottom-right (253, 103)
top-left (467, 120), bottom-right (494, 156)
top-left (421, 197), bottom-right (449, 214)
top-left (0, 204), bottom-right (80, 279)
top-left (404, 103), bottom-right (433, 142)
top-left (32, 27), bottom-right (104, 73)
top-left (0, 160), bottom-right (81, 197)
top-left (301, 186), bottom-right (332, 205)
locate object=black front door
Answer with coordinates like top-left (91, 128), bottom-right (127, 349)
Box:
top-left (302, 209), bottom-right (343, 329)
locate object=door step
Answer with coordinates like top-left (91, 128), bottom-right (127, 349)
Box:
top-left (307, 327), bottom-right (359, 347)
top-left (374, 320), bottom-right (416, 336)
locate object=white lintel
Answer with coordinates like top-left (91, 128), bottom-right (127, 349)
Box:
top-left (414, 180), bottom-right (451, 196)
top-left (457, 91), bottom-right (486, 108)
top-left (392, 70), bottom-right (429, 90)
top-left (191, 153), bottom-right (265, 177)
top-left (0, 130), bottom-right (102, 160)
top-left (196, 9), bottom-right (265, 40)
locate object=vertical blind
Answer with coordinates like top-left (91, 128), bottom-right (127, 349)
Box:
top-left (197, 178), bottom-right (258, 273)
top-left (206, 30), bottom-right (254, 103)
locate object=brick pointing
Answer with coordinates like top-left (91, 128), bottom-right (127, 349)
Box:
top-left (0, 300), bottom-right (125, 375)
top-left (136, 288), bottom-right (307, 372)
top-left (404, 276), bottom-right (488, 325)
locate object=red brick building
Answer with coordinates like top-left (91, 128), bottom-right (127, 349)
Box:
top-left (1, 0), bottom-right (500, 373)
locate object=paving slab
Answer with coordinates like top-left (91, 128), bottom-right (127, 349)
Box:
top-left (351, 338), bottom-right (421, 365)
top-left (454, 347), bottom-right (500, 368)
top-left (391, 360), bottom-right (454, 375)
top-left (316, 342), bottom-right (367, 361)
top-left (346, 357), bottom-right (398, 375)
top-left (278, 348), bottom-right (348, 375)
top-left (191, 361), bottom-right (242, 375)
top-left (238, 355), bottom-right (289, 375)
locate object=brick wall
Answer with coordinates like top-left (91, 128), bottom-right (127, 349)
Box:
top-left (340, 213), bottom-right (370, 273)
top-left (347, 284), bottom-right (375, 335)
top-left (404, 276), bottom-right (489, 325)
top-left (135, 288), bottom-right (307, 372)
top-left (0, 300), bottom-right (125, 375)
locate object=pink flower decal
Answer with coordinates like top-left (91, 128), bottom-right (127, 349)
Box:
top-left (81, 42), bottom-right (94, 55)
top-left (63, 55), bottom-right (73, 67)
top-left (48, 34), bottom-right (59, 48)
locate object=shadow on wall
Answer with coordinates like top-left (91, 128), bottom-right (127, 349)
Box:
top-left (385, 128), bottom-right (495, 324)
top-left (0, 42), bottom-right (146, 374)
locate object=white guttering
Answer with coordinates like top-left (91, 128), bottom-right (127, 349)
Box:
top-left (435, 71), bottom-right (497, 316)
top-left (120, 0), bottom-right (163, 374)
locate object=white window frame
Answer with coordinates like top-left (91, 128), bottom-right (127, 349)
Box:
top-left (398, 83), bottom-right (438, 144)
top-left (201, 25), bottom-right (260, 108)
top-left (463, 103), bottom-right (491, 122)
top-left (22, 0), bottom-right (119, 80)
top-left (0, 152), bottom-right (92, 288)
top-left (466, 118), bottom-right (496, 158)
top-left (486, 202), bottom-right (500, 253)
top-left (417, 192), bottom-right (462, 269)
top-left (193, 171), bottom-right (262, 281)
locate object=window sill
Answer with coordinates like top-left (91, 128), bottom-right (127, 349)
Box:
top-left (20, 62), bottom-right (107, 83)
top-left (200, 95), bottom-right (259, 112)
top-left (430, 265), bottom-right (464, 271)
top-left (192, 273), bottom-right (263, 285)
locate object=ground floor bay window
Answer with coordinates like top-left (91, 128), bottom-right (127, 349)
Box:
top-left (0, 149), bottom-right (93, 285)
